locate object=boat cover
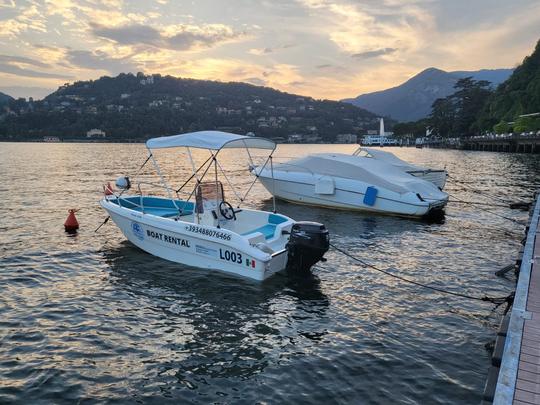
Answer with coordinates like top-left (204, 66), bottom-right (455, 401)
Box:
top-left (274, 153), bottom-right (446, 197)
top-left (360, 147), bottom-right (425, 172)
top-left (146, 131), bottom-right (275, 151)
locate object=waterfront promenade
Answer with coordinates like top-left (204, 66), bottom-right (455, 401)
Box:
top-left (493, 192), bottom-right (540, 404)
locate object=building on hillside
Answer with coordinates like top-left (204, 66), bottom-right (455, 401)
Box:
top-left (336, 133), bottom-right (358, 144)
top-left (87, 128), bottom-right (106, 138)
top-left (43, 136), bottom-right (60, 142)
top-left (288, 134), bottom-right (304, 143)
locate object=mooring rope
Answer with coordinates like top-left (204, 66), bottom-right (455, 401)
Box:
top-left (329, 243), bottom-right (513, 308)
top-left (447, 193), bottom-right (525, 225)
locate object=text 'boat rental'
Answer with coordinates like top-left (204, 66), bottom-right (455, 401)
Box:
top-left (99, 131), bottom-right (329, 281)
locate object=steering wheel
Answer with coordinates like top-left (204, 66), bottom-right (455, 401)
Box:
top-left (219, 201), bottom-right (237, 220)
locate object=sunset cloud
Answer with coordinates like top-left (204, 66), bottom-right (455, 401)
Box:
top-left (91, 23), bottom-right (246, 51)
top-left (0, 0), bottom-right (539, 100)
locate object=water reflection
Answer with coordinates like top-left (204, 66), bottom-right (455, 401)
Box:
top-left (102, 242), bottom-right (329, 382)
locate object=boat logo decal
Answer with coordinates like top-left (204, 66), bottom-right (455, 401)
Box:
top-left (195, 244), bottom-right (218, 257)
top-left (146, 229), bottom-right (191, 248)
top-left (185, 224), bottom-right (232, 241)
top-left (131, 222), bottom-right (145, 240)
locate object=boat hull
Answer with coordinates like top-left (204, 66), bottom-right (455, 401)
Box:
top-left (257, 174), bottom-right (446, 217)
top-left (101, 200), bottom-right (288, 281)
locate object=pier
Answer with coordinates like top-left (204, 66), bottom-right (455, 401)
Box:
top-left (423, 133), bottom-right (540, 153)
top-left (462, 134), bottom-right (540, 153)
top-left (484, 191), bottom-right (540, 404)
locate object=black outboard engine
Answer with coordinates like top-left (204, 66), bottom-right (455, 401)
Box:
top-left (286, 221), bottom-right (329, 274)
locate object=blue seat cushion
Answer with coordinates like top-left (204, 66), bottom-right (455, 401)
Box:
top-left (242, 224), bottom-right (277, 240)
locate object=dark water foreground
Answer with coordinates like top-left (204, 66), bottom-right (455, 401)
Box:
top-left (1, 143), bottom-right (539, 404)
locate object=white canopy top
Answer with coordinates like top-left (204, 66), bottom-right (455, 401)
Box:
top-left (146, 131), bottom-right (275, 151)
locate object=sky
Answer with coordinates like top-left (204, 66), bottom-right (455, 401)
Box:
top-left (0, 0), bottom-right (539, 100)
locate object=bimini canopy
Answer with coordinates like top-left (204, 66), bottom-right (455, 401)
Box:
top-left (146, 131), bottom-right (275, 151)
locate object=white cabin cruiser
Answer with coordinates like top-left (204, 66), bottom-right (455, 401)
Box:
top-left (253, 152), bottom-right (448, 217)
top-left (100, 131), bottom-right (329, 281)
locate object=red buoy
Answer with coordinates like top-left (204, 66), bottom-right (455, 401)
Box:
top-left (103, 182), bottom-right (114, 196)
top-left (64, 209), bottom-right (79, 232)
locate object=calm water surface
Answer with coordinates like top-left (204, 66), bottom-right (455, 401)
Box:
top-left (1, 143), bottom-right (539, 404)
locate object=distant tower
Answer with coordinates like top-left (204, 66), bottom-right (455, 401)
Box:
top-left (379, 118), bottom-right (385, 136)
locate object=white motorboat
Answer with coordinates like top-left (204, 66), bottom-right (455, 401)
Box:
top-left (353, 147), bottom-right (447, 189)
top-left (253, 152), bottom-right (448, 217)
top-left (100, 131), bottom-right (329, 281)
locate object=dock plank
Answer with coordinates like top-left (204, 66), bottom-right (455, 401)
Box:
top-left (513, 205), bottom-right (540, 404)
top-left (493, 194), bottom-right (540, 405)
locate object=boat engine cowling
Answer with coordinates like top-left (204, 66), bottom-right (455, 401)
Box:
top-left (286, 221), bottom-right (329, 274)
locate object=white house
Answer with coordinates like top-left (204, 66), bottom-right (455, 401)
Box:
top-left (87, 128), bottom-right (106, 138)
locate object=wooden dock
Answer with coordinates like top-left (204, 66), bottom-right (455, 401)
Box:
top-left (489, 192), bottom-right (540, 404)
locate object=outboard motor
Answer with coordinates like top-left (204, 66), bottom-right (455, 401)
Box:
top-left (286, 221), bottom-right (329, 274)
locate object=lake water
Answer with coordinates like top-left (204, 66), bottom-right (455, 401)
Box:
top-left (1, 142), bottom-right (539, 403)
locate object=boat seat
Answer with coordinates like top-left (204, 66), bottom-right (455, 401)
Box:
top-left (241, 213), bottom-right (288, 240)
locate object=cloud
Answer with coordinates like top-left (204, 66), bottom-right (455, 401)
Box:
top-left (297, 0), bottom-right (432, 57)
top-left (0, 54), bottom-right (50, 68)
top-left (249, 44), bottom-right (295, 55)
top-left (91, 23), bottom-right (245, 51)
top-left (0, 63), bottom-right (73, 79)
top-left (66, 50), bottom-right (138, 73)
top-left (351, 47), bottom-right (397, 59)
top-left (249, 47), bottom-right (273, 56)
top-left (91, 24), bottom-right (162, 46)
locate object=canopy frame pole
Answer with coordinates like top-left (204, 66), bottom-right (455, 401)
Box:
top-left (241, 152), bottom-right (273, 202)
top-left (186, 147), bottom-right (198, 179)
top-left (186, 147), bottom-right (202, 224)
top-left (146, 148), bottom-right (184, 215)
top-left (242, 140), bottom-right (254, 166)
top-left (182, 151), bottom-right (217, 225)
top-left (214, 155), bottom-right (220, 228)
top-left (148, 148), bottom-right (173, 199)
top-left (270, 155), bottom-right (276, 213)
top-left (215, 159), bottom-right (243, 204)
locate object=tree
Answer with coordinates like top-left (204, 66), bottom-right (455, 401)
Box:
top-left (513, 116), bottom-right (540, 133)
top-left (451, 77), bottom-right (492, 136)
top-left (429, 97), bottom-right (455, 137)
top-left (493, 121), bottom-right (510, 134)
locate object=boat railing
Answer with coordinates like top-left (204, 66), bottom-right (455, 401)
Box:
top-left (114, 181), bottom-right (191, 214)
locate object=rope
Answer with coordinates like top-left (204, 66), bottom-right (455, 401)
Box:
top-left (329, 243), bottom-right (512, 307)
top-left (448, 200), bottom-right (511, 208)
top-left (448, 193), bottom-right (524, 225)
top-left (447, 174), bottom-right (530, 207)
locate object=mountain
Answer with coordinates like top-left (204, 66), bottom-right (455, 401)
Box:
top-left (479, 40), bottom-right (540, 124)
top-left (0, 91), bottom-right (13, 105)
top-left (343, 67), bottom-right (513, 122)
top-left (0, 73), bottom-right (385, 141)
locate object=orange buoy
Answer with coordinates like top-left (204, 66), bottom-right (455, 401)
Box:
top-left (103, 182), bottom-right (114, 196)
top-left (64, 209), bottom-right (79, 232)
